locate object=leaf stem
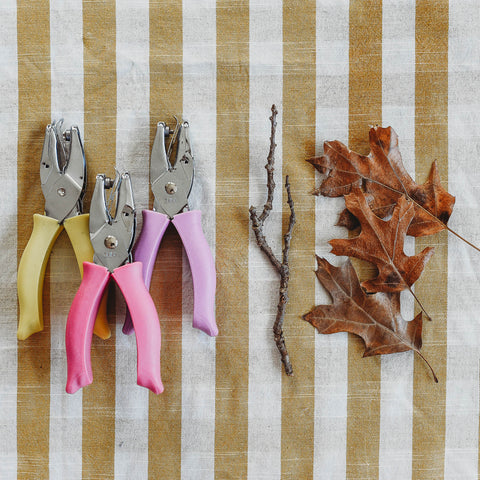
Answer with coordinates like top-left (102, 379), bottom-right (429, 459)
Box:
top-left (414, 349), bottom-right (438, 383)
top-left (406, 284), bottom-right (432, 321)
top-left (443, 222), bottom-right (480, 252)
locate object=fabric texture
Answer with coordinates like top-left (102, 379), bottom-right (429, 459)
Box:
top-left (1, 0), bottom-right (479, 478)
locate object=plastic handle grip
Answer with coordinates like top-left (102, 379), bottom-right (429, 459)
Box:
top-left (17, 214), bottom-right (63, 340)
top-left (63, 214), bottom-right (94, 276)
top-left (64, 214), bottom-right (111, 340)
top-left (113, 262), bottom-right (163, 394)
top-left (123, 210), bottom-right (170, 335)
top-left (65, 262), bottom-right (110, 394)
top-left (172, 210), bottom-right (218, 336)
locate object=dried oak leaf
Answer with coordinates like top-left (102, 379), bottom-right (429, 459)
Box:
top-left (329, 187), bottom-right (434, 294)
top-left (308, 126), bottom-right (455, 237)
top-left (303, 256), bottom-right (437, 381)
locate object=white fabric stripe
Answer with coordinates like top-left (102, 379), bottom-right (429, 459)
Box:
top-left (181, 1), bottom-right (216, 479)
top-left (49, 1), bottom-right (84, 478)
top-left (114, 1), bottom-right (150, 478)
top-left (313, 1), bottom-right (349, 478)
top-left (0, 1), bottom-right (17, 478)
top-left (247, 1), bottom-right (283, 478)
top-left (378, 1), bottom-right (415, 479)
top-left (445, 2), bottom-right (480, 477)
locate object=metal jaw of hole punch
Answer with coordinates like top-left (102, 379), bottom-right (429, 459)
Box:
top-left (89, 173), bottom-right (136, 271)
top-left (150, 120), bottom-right (194, 218)
top-left (65, 172), bottom-right (163, 395)
top-left (17, 121), bottom-right (110, 341)
top-left (123, 120), bottom-right (218, 337)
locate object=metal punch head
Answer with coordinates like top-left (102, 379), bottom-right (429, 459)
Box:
top-left (89, 172), bottom-right (136, 272)
top-left (150, 120), bottom-right (194, 218)
top-left (40, 120), bottom-right (86, 223)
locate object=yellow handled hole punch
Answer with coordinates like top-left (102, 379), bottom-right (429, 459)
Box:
top-left (17, 121), bottom-right (110, 340)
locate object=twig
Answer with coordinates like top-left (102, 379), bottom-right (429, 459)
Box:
top-left (249, 105), bottom-right (296, 376)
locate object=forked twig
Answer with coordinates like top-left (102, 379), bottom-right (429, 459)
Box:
top-left (249, 105), bottom-right (296, 376)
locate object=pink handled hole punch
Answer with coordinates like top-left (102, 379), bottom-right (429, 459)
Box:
top-left (65, 172), bottom-right (163, 395)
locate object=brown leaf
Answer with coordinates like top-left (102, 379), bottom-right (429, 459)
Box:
top-left (329, 188), bottom-right (434, 294)
top-left (308, 126), bottom-right (455, 237)
top-left (303, 256), bottom-right (437, 381)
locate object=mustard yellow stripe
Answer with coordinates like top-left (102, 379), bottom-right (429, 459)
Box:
top-left (81, 1), bottom-right (117, 477)
top-left (346, 1), bottom-right (383, 478)
top-left (280, 1), bottom-right (316, 478)
top-left (16, 1), bottom-right (51, 478)
top-left (412, 1), bottom-right (449, 478)
top-left (148, 1), bottom-right (183, 478)
top-left (214, 1), bottom-right (250, 478)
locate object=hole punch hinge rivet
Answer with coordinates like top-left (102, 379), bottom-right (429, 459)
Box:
top-left (104, 235), bottom-right (118, 249)
top-left (165, 182), bottom-right (177, 195)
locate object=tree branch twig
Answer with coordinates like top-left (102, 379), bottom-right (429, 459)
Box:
top-left (249, 105), bottom-right (296, 376)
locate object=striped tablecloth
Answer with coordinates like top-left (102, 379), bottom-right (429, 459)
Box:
top-left (1, 0), bottom-right (479, 479)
